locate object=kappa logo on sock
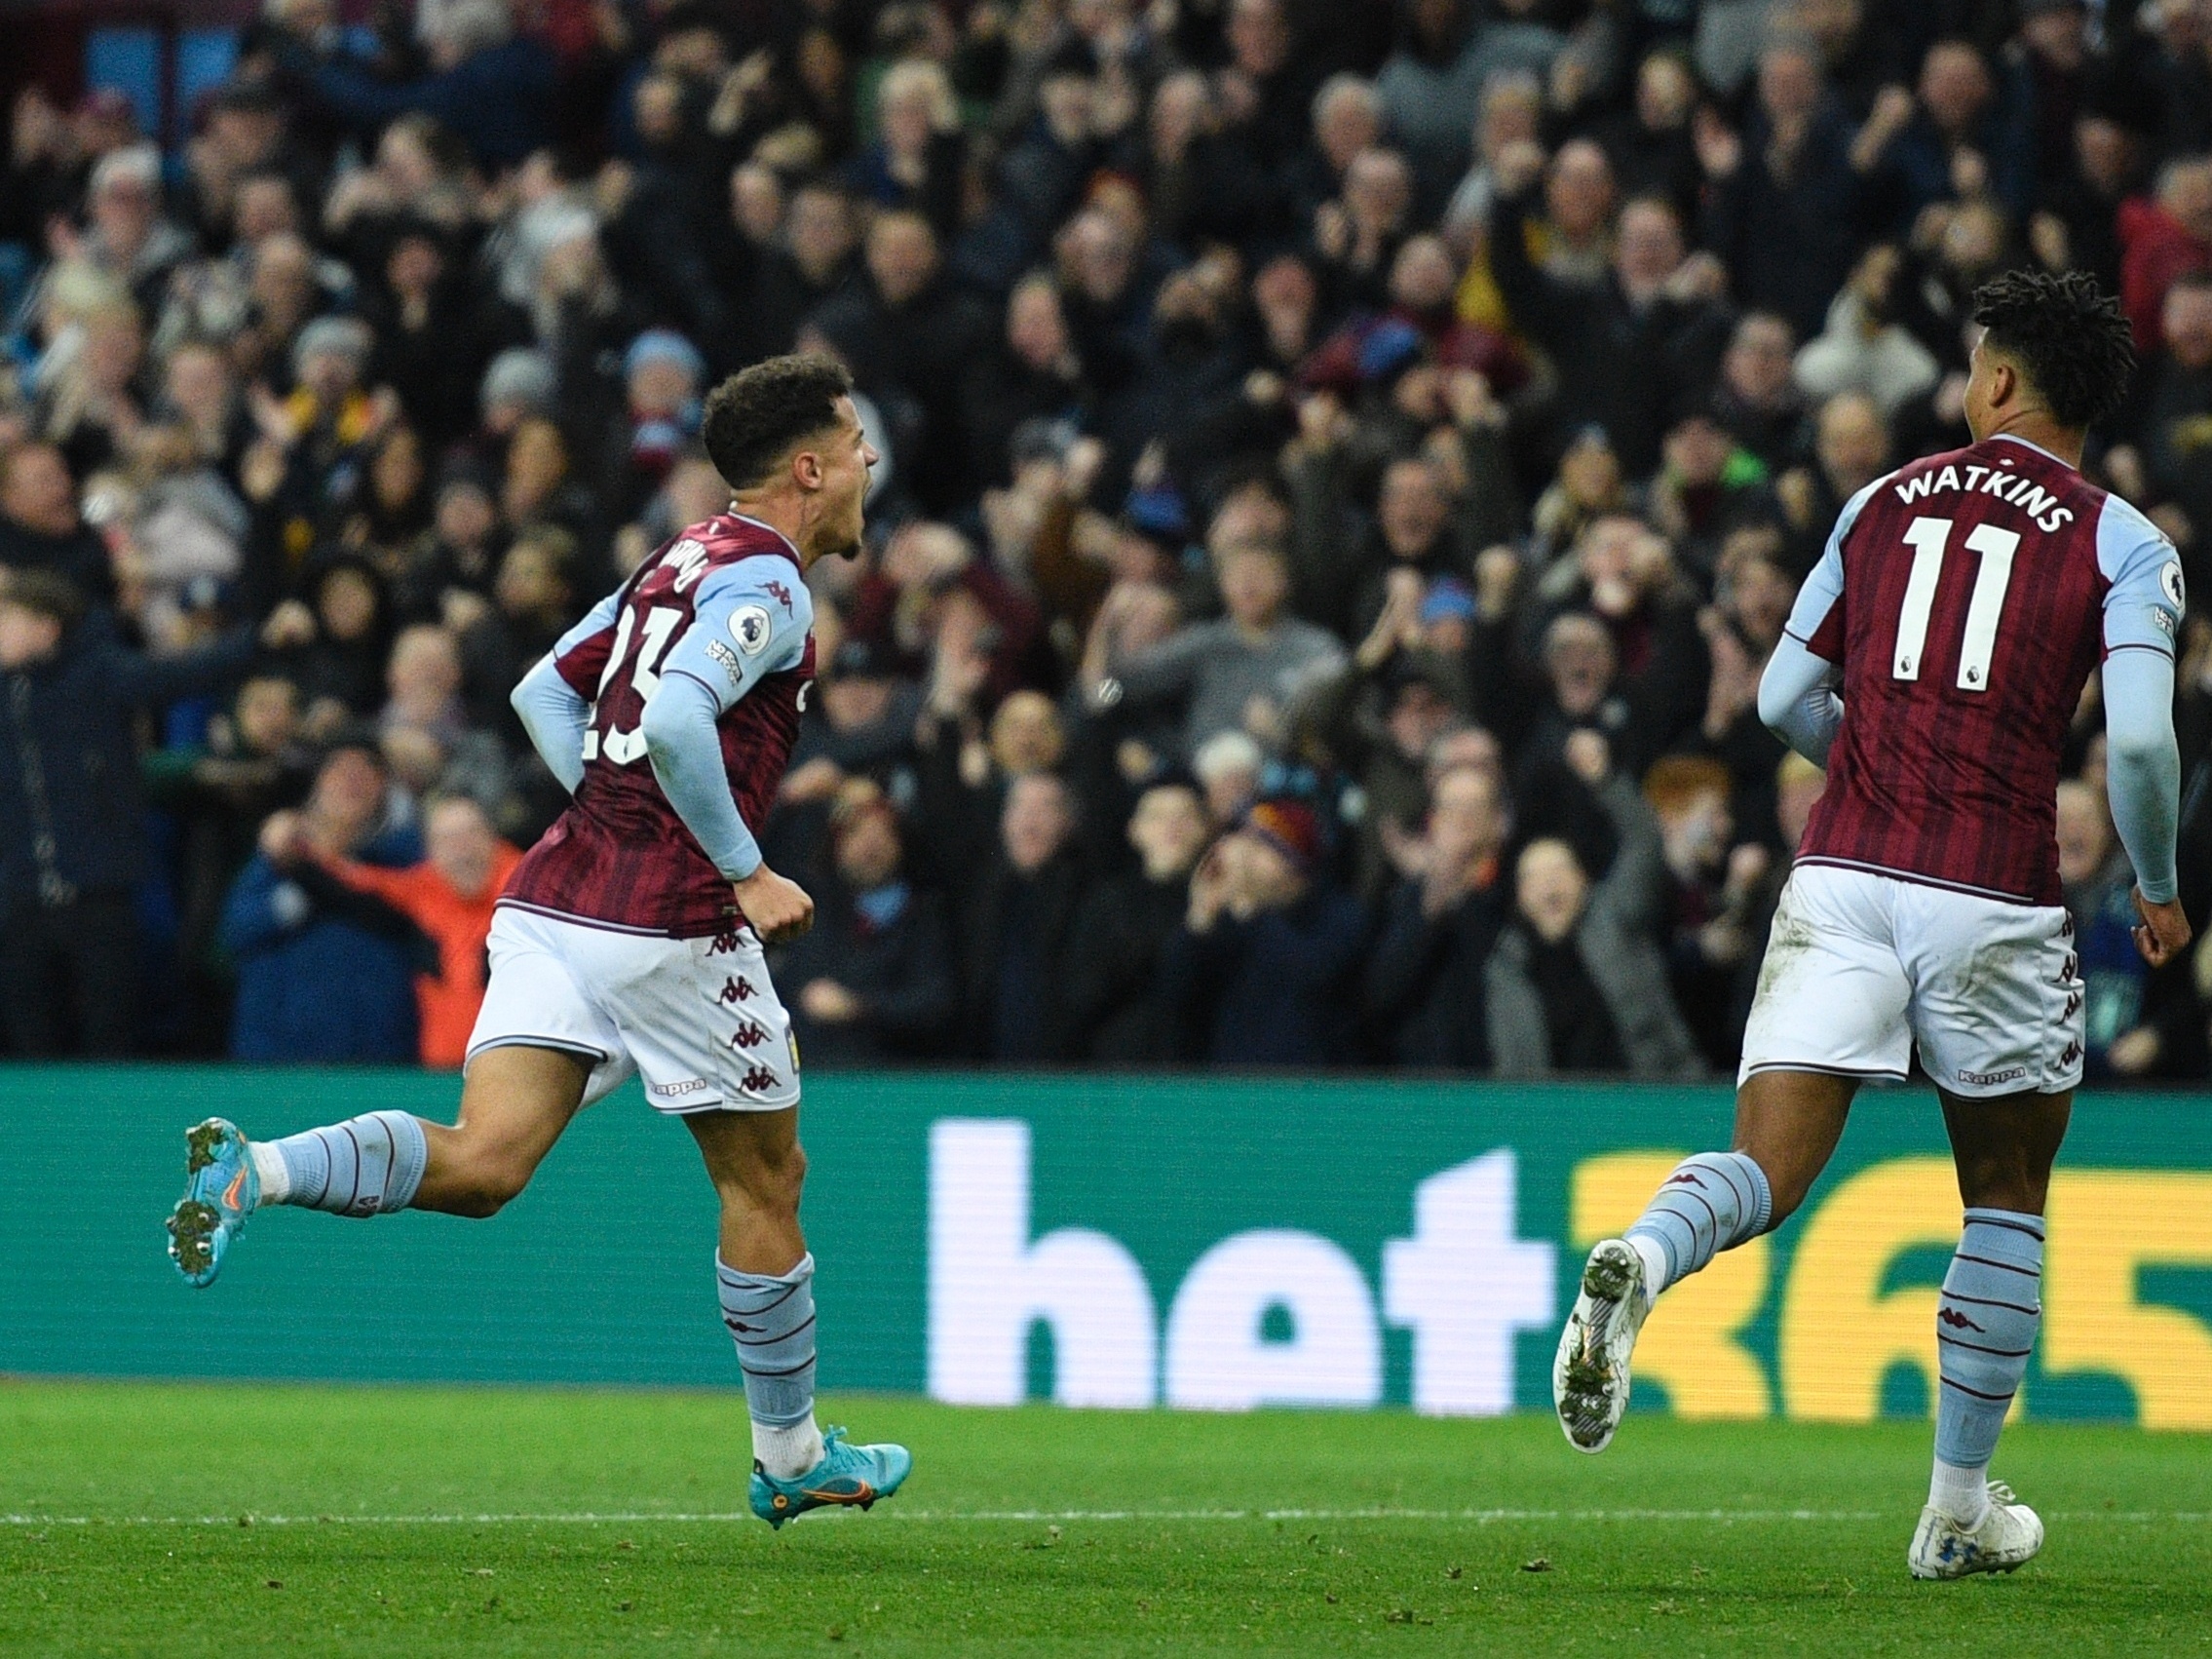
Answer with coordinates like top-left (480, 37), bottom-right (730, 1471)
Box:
top-left (719, 976), bottom-right (756, 1004)
top-left (1666, 1171), bottom-right (1707, 1187)
top-left (1938, 1307), bottom-right (1987, 1333)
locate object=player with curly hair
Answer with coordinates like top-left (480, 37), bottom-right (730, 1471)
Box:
top-left (1555, 271), bottom-right (2190, 1578)
top-left (165, 356), bottom-right (911, 1528)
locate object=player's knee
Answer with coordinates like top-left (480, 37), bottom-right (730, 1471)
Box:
top-left (725, 1139), bottom-right (806, 1217)
top-left (449, 1147), bottom-right (535, 1216)
top-left (759, 1140), bottom-right (807, 1213)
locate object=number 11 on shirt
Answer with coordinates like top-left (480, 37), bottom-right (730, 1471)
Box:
top-left (1892, 516), bottom-right (2022, 691)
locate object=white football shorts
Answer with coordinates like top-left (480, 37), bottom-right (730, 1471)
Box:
top-left (466, 902), bottom-right (800, 1112)
top-left (1739, 863), bottom-right (2084, 1099)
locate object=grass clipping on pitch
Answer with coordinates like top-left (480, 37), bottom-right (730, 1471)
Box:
top-left (3, 1381), bottom-right (2209, 1655)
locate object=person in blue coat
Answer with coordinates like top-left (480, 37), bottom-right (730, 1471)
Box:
top-left (219, 741), bottom-right (427, 1062)
top-left (0, 573), bottom-right (294, 1055)
top-left (1161, 798), bottom-right (1370, 1066)
top-left (304, 3), bottom-right (555, 169)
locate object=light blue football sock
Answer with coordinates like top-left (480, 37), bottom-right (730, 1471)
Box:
top-left (1931, 1209), bottom-right (2043, 1520)
top-left (1623, 1150), bottom-right (1773, 1297)
top-left (257, 1112), bottom-right (429, 1216)
top-left (718, 1252), bottom-right (824, 1478)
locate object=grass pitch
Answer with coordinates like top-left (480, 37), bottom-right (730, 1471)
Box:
top-left (3, 1381), bottom-right (2208, 1656)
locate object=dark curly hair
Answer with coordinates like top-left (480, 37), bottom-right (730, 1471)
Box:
top-left (700, 354), bottom-right (855, 491)
top-left (1970, 269), bottom-right (2136, 431)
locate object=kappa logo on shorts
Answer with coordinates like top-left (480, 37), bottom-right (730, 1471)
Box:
top-left (718, 975), bottom-right (755, 1004)
top-left (2059, 1039), bottom-right (2082, 1067)
top-left (2063, 988), bottom-right (2082, 1019)
top-left (708, 932), bottom-right (745, 955)
top-left (1956, 1065), bottom-right (2028, 1088)
top-left (729, 1019), bottom-right (769, 1049)
top-left (650, 1077), bottom-right (713, 1099)
top-left (740, 1065), bottom-right (780, 1094)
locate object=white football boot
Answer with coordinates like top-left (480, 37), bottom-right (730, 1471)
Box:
top-left (1553, 1238), bottom-right (1652, 1453)
top-left (1908, 1483), bottom-right (2044, 1580)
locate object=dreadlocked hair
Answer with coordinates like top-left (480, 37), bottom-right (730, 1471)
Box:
top-left (1969, 268), bottom-right (2136, 431)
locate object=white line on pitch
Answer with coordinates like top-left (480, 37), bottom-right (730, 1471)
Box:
top-left (1, 1509), bottom-right (2203, 1526)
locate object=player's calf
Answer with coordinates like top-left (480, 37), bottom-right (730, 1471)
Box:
top-left (1552, 1150), bottom-right (1773, 1452)
top-left (1926, 1210), bottom-right (2043, 1535)
top-left (166, 1111), bottom-right (430, 1287)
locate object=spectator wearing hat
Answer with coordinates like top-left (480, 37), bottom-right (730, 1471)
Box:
top-left (1364, 760), bottom-right (1511, 1069)
top-left (594, 328), bottom-right (705, 526)
top-left (219, 742), bottom-right (425, 1062)
top-left (1062, 775), bottom-right (1214, 1063)
top-left (0, 570), bottom-right (297, 1055)
top-left (1301, 566), bottom-right (1477, 903)
top-left (1163, 796), bottom-right (1369, 1065)
top-left (48, 143), bottom-right (195, 316)
top-left (1485, 731), bottom-right (1701, 1078)
top-left (477, 348), bottom-right (559, 445)
top-left (777, 784), bottom-right (957, 1066)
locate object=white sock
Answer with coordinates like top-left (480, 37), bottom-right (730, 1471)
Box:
top-left (753, 1414), bottom-right (825, 1482)
top-left (1627, 1233), bottom-right (1670, 1310)
top-left (1929, 1458), bottom-right (1989, 1527)
top-left (248, 1140), bottom-right (290, 1206)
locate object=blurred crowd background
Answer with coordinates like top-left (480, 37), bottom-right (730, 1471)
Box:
top-left (1, 0), bottom-right (2209, 1077)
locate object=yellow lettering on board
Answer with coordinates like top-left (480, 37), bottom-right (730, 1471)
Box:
top-left (1571, 1152), bottom-right (1772, 1419)
top-left (1779, 1158), bottom-right (1963, 1422)
top-left (2044, 1172), bottom-right (2212, 1431)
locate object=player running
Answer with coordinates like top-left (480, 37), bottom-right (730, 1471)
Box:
top-left (1553, 271), bottom-right (2190, 1579)
top-left (166, 355), bottom-right (910, 1528)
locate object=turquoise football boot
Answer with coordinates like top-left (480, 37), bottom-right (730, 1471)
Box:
top-left (166, 1118), bottom-right (258, 1288)
top-left (749, 1428), bottom-right (911, 1528)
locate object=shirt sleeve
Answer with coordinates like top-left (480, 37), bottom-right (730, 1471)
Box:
top-left (658, 560), bottom-right (814, 714)
top-left (1783, 473), bottom-right (1888, 662)
top-left (1757, 633), bottom-right (1845, 767)
top-left (2102, 647), bottom-right (2182, 905)
top-left (511, 654), bottom-right (591, 792)
top-left (2096, 495), bottom-right (2187, 662)
top-left (638, 560), bottom-right (815, 882)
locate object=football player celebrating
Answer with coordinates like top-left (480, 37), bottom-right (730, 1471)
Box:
top-left (1555, 272), bottom-right (2189, 1579)
top-left (169, 357), bottom-right (909, 1528)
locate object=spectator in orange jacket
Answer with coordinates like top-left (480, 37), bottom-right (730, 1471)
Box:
top-left (261, 792), bottom-right (520, 1067)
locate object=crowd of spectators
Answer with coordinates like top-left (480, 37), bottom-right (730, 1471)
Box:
top-left (2, 0), bottom-right (2209, 1078)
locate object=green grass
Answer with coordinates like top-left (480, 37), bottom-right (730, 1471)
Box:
top-left (3, 1381), bottom-right (2209, 1656)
